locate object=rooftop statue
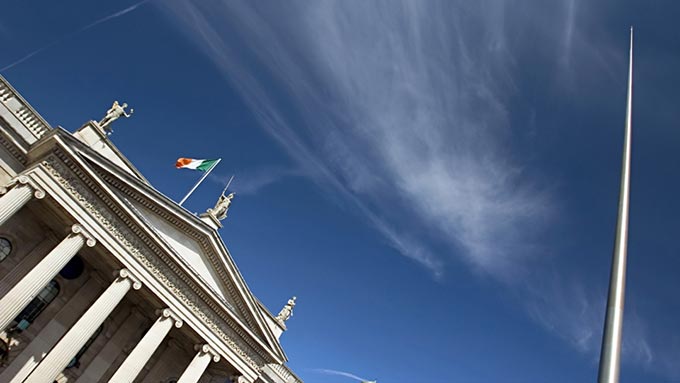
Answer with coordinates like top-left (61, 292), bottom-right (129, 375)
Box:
top-left (276, 296), bottom-right (296, 323)
top-left (99, 101), bottom-right (133, 132)
top-left (207, 192), bottom-right (234, 221)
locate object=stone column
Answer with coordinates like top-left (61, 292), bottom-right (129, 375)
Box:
top-left (75, 310), bottom-right (147, 383)
top-left (108, 308), bottom-right (183, 383)
top-left (0, 177), bottom-right (45, 227)
top-left (0, 237), bottom-right (54, 297)
top-left (23, 269), bottom-right (142, 383)
top-left (177, 344), bottom-right (221, 383)
top-left (0, 277), bottom-right (102, 383)
top-left (0, 224), bottom-right (95, 331)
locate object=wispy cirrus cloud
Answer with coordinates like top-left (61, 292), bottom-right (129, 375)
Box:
top-left (310, 368), bottom-right (370, 382)
top-left (157, 0), bottom-right (672, 377)
top-left (158, 0), bottom-right (548, 278)
top-left (524, 269), bottom-right (680, 380)
top-left (211, 167), bottom-right (304, 195)
top-left (0, 0), bottom-right (150, 72)
top-left (562, 0), bottom-right (578, 67)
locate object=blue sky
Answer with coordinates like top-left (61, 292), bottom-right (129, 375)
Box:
top-left (2, 1), bottom-right (680, 382)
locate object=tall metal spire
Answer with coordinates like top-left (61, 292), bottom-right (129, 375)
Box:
top-left (598, 27), bottom-right (634, 383)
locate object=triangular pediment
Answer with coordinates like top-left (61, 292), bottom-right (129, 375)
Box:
top-left (124, 200), bottom-right (239, 312)
top-left (63, 145), bottom-right (287, 361)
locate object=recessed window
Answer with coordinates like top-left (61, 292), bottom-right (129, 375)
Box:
top-left (10, 280), bottom-right (60, 333)
top-left (59, 255), bottom-right (84, 280)
top-left (0, 237), bottom-right (11, 262)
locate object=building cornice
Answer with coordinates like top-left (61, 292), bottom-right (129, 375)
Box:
top-left (0, 127), bottom-right (28, 165)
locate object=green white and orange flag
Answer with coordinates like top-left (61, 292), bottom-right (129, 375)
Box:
top-left (175, 158), bottom-right (219, 171)
top-left (176, 157), bottom-right (222, 206)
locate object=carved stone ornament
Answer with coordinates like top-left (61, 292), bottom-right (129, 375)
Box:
top-left (275, 297), bottom-right (296, 323)
top-left (0, 175), bottom-right (45, 199)
top-left (98, 101), bottom-right (133, 132)
top-left (207, 192), bottom-right (234, 221)
top-left (195, 343), bottom-right (221, 363)
top-left (71, 224), bottom-right (97, 248)
top-left (156, 308), bottom-right (184, 328)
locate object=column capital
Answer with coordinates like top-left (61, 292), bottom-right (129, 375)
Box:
top-left (156, 308), bottom-right (183, 328)
top-left (71, 224), bottom-right (97, 247)
top-left (0, 175), bottom-right (45, 199)
top-left (116, 269), bottom-right (143, 290)
top-left (194, 344), bottom-right (221, 363)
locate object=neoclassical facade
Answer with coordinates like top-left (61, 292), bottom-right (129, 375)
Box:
top-left (0, 75), bottom-right (302, 383)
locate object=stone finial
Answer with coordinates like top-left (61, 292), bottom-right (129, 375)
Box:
top-left (206, 192), bottom-right (234, 221)
top-left (275, 296), bottom-right (296, 323)
top-left (99, 101), bottom-right (133, 133)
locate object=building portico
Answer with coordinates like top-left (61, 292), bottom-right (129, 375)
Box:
top-left (0, 75), bottom-right (301, 383)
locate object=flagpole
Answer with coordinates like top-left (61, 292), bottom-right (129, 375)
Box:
top-left (598, 27), bottom-right (634, 383)
top-left (221, 175), bottom-right (235, 195)
top-left (178, 158), bottom-right (221, 206)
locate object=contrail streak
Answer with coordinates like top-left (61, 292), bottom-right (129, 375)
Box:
top-left (0, 0), bottom-right (150, 72)
top-left (311, 368), bottom-right (369, 382)
top-left (81, 0), bottom-right (150, 30)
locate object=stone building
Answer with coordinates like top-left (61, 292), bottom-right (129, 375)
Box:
top-left (0, 75), bottom-right (302, 383)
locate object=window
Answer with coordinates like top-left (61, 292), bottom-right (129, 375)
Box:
top-left (10, 280), bottom-right (59, 333)
top-left (59, 255), bottom-right (84, 280)
top-left (0, 237), bottom-right (11, 262)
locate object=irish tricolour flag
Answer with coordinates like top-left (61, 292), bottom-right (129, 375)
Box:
top-left (175, 158), bottom-right (219, 171)
top-left (176, 157), bottom-right (221, 206)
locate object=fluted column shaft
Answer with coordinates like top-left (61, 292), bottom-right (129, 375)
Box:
top-left (177, 344), bottom-right (221, 383)
top-left (24, 269), bottom-right (142, 383)
top-left (0, 224), bottom-right (95, 331)
top-left (108, 309), bottom-right (183, 383)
